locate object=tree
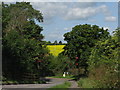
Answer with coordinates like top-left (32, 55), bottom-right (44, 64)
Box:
top-left (59, 41), bottom-right (62, 45)
top-left (49, 54), bottom-right (72, 75)
top-left (2, 2), bottom-right (50, 81)
top-left (63, 24), bottom-right (109, 75)
top-left (47, 41), bottom-right (52, 45)
top-left (54, 40), bottom-right (58, 45)
top-left (87, 28), bottom-right (120, 88)
top-left (2, 2), bottom-right (43, 35)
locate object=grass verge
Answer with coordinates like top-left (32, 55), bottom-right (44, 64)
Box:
top-left (48, 81), bottom-right (71, 90)
top-left (47, 75), bottom-right (74, 79)
top-left (2, 80), bottom-right (45, 85)
top-left (77, 78), bottom-right (97, 88)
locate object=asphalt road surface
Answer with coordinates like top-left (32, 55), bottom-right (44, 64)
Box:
top-left (2, 77), bottom-right (79, 89)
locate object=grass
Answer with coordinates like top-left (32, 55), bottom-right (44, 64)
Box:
top-left (2, 79), bottom-right (45, 85)
top-left (47, 45), bottom-right (65, 56)
top-left (47, 75), bottom-right (74, 79)
top-left (48, 81), bottom-right (71, 90)
top-left (2, 80), bottom-right (19, 85)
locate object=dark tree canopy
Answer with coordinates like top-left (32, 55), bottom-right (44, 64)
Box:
top-left (63, 24), bottom-right (110, 73)
top-left (59, 41), bottom-right (62, 45)
top-left (2, 2), bottom-right (43, 37)
top-left (2, 2), bottom-right (51, 81)
top-left (54, 40), bottom-right (58, 45)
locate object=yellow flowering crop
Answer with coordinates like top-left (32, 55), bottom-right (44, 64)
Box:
top-left (47, 45), bottom-right (65, 56)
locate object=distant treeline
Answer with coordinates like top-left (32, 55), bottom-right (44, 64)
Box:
top-left (44, 40), bottom-right (67, 45)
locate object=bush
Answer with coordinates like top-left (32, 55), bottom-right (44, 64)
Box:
top-left (87, 64), bottom-right (119, 88)
top-left (78, 78), bottom-right (97, 88)
top-left (78, 29), bottom-right (120, 88)
top-left (49, 54), bottom-right (72, 75)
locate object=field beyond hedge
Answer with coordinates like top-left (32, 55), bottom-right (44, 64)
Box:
top-left (47, 45), bottom-right (65, 56)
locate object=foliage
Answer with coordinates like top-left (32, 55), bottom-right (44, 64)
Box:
top-left (54, 40), bottom-right (58, 45)
top-left (86, 28), bottom-right (120, 88)
top-left (78, 65), bottom-right (119, 88)
top-left (46, 41), bottom-right (52, 45)
top-left (59, 41), bottom-right (62, 45)
top-left (2, 2), bottom-right (43, 36)
top-left (2, 2), bottom-right (51, 82)
top-left (78, 78), bottom-right (97, 88)
top-left (45, 41), bottom-right (65, 45)
top-left (48, 54), bottom-right (73, 76)
top-left (62, 24), bottom-right (109, 75)
top-left (2, 2), bottom-right (119, 87)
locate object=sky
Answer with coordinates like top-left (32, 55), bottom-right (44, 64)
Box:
top-left (30, 2), bottom-right (118, 43)
top-left (3, 0), bottom-right (118, 43)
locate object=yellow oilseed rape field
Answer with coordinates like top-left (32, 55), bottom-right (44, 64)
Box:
top-left (47, 45), bottom-right (65, 56)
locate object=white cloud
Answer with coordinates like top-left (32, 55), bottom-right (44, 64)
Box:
top-left (31, 2), bottom-right (67, 21)
top-left (64, 7), bottom-right (97, 20)
top-left (64, 28), bottom-right (69, 30)
top-left (31, 2), bottom-right (115, 22)
top-left (71, 2), bottom-right (97, 8)
top-left (103, 27), bottom-right (110, 30)
top-left (3, 0), bottom-right (118, 2)
top-left (64, 5), bottom-right (110, 20)
top-left (64, 27), bottom-right (72, 31)
top-left (4, 2), bottom-right (116, 23)
top-left (105, 16), bottom-right (117, 22)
